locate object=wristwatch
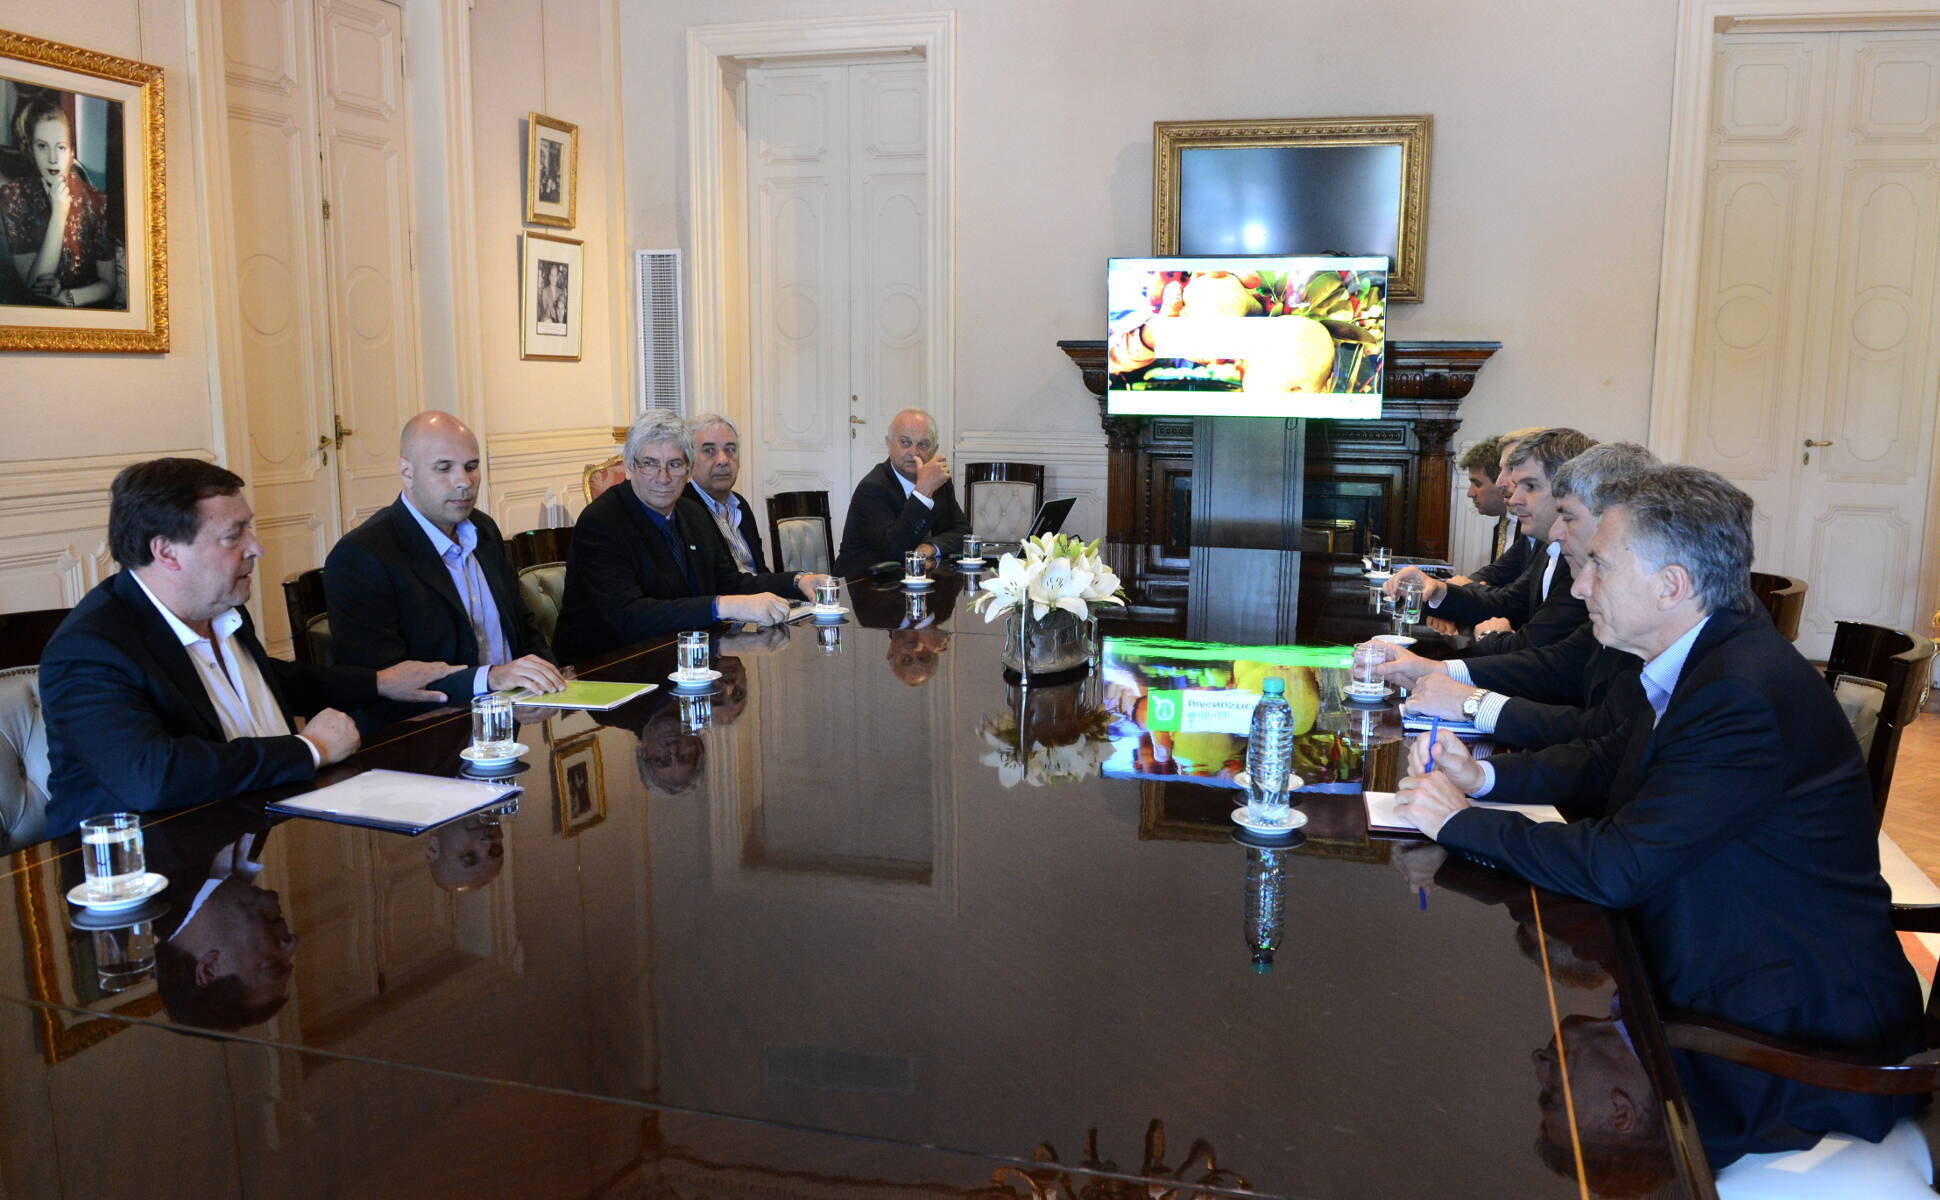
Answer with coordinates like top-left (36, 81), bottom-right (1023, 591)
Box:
top-left (1460, 688), bottom-right (1490, 719)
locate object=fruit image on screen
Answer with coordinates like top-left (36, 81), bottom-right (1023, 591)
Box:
top-left (1105, 255), bottom-right (1386, 420)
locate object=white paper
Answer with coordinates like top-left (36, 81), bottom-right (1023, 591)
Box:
top-left (269, 769), bottom-right (518, 832)
top-left (1364, 789), bottom-right (1564, 835)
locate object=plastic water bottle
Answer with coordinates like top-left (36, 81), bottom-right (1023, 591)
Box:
top-left (1246, 677), bottom-right (1295, 825)
top-left (1244, 844), bottom-right (1286, 974)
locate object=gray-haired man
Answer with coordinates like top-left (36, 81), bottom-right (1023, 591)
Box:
top-left (684, 412), bottom-right (767, 574)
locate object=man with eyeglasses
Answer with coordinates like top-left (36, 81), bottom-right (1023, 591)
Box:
top-left (553, 410), bottom-right (830, 663)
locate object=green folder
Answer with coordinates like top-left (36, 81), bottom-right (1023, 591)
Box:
top-left (502, 681), bottom-right (657, 710)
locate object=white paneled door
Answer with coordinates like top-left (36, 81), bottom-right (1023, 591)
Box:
top-left (222, 0), bottom-right (419, 653)
top-left (745, 61), bottom-right (930, 536)
top-left (1686, 30), bottom-right (1940, 659)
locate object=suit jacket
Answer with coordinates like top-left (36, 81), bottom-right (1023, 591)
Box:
top-left (834, 460), bottom-right (968, 577)
top-left (1468, 624), bottom-right (1643, 750)
top-left (553, 484), bottom-right (800, 664)
top-left (1438, 607), bottom-right (1924, 1167)
top-left (1469, 531), bottom-right (1531, 589)
top-left (1438, 544), bottom-right (1588, 656)
top-left (39, 572), bottom-right (378, 835)
top-left (325, 498), bottom-right (554, 708)
top-left (685, 483), bottom-right (768, 574)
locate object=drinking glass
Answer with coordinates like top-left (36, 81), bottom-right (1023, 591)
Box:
top-left (1350, 644), bottom-right (1387, 695)
top-left (1366, 578), bottom-right (1385, 612)
top-left (814, 578), bottom-right (841, 608)
top-left (679, 692), bottom-right (712, 732)
top-left (676, 630), bottom-right (710, 679)
top-left (1397, 577), bottom-right (1425, 628)
top-left (816, 623), bottom-right (844, 653)
top-left (92, 922), bottom-right (156, 993)
top-left (79, 813), bottom-right (146, 903)
top-left (904, 550), bottom-right (930, 583)
top-left (905, 591), bottom-right (931, 624)
top-left (470, 694), bottom-right (515, 757)
top-left (1371, 546), bottom-right (1392, 573)
top-left (961, 535), bottom-right (984, 562)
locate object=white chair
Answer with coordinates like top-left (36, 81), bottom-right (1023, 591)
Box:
top-left (963, 462), bottom-right (1043, 543)
top-left (0, 665), bottom-right (51, 852)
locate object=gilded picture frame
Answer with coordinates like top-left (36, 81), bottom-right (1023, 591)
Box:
top-left (524, 111), bottom-right (578, 229)
top-left (554, 732), bottom-right (606, 837)
top-left (0, 28), bottom-right (167, 352)
top-left (1152, 115), bottom-right (1431, 303)
top-left (12, 844), bottom-right (163, 1064)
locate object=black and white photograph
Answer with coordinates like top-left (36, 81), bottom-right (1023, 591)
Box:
top-left (520, 231), bottom-right (582, 360)
top-left (0, 29), bottom-right (166, 351)
top-left (523, 110), bottom-right (577, 228)
top-left (552, 733), bottom-right (605, 837)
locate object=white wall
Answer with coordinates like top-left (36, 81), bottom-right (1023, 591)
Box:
top-left (621, 0), bottom-right (1680, 542)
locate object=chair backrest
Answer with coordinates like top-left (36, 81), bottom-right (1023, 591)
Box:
top-left (963, 462), bottom-right (1045, 543)
top-left (584, 455), bottom-right (627, 502)
top-left (0, 666), bottom-right (51, 853)
top-left (1822, 620), bottom-right (1935, 826)
top-left (0, 607), bottom-right (70, 670)
top-left (281, 568), bottom-right (334, 666)
top-left (766, 491), bottom-right (834, 575)
top-left (517, 563), bottom-right (568, 645)
top-left (506, 526), bottom-right (574, 573)
top-left (1750, 572), bottom-right (1808, 642)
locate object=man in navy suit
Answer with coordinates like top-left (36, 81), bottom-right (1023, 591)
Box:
top-left (326, 411), bottom-right (565, 712)
top-left (39, 459), bottom-right (453, 833)
top-left (834, 408), bottom-right (968, 576)
top-left (685, 412), bottom-right (768, 574)
top-left (553, 410), bottom-right (829, 664)
top-left (1393, 465), bottom-right (1923, 1169)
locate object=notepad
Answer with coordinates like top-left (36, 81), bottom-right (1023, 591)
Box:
top-left (502, 681), bottom-right (656, 710)
top-left (1363, 789), bottom-right (1565, 837)
top-left (269, 769), bottom-right (519, 834)
top-left (1400, 713), bottom-right (1485, 737)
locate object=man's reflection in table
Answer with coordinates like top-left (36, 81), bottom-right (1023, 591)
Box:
top-left (711, 656), bottom-right (749, 725)
top-left (599, 691), bottom-right (704, 795)
top-left (887, 628), bottom-right (950, 688)
top-left (153, 827), bottom-right (297, 1032)
top-left (424, 814), bottom-right (504, 892)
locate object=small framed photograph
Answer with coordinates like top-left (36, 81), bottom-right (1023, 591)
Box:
top-left (552, 732), bottom-right (606, 837)
top-left (524, 112), bottom-right (577, 229)
top-left (0, 28), bottom-right (168, 352)
top-left (521, 231), bottom-right (582, 360)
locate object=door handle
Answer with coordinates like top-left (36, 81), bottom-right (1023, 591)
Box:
top-left (317, 435), bottom-right (330, 466)
top-left (334, 413), bottom-right (355, 448)
top-left (1803, 438), bottom-right (1831, 465)
top-left (849, 415), bottom-right (867, 425)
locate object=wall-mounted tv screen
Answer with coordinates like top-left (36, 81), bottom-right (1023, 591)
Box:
top-left (1106, 255), bottom-right (1386, 420)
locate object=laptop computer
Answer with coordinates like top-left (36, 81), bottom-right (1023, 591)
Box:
top-left (972, 497), bottom-right (1077, 557)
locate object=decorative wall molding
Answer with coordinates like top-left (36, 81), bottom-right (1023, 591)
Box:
top-left (0, 448), bottom-right (218, 533)
top-left (485, 427), bottom-right (618, 533)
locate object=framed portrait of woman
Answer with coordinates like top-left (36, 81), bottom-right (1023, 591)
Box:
top-left (0, 28), bottom-right (166, 352)
top-left (524, 112), bottom-right (577, 229)
top-left (521, 231), bottom-right (583, 361)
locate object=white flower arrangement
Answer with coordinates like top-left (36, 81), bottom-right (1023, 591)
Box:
top-left (977, 713), bottom-right (1116, 788)
top-left (970, 533), bottom-right (1126, 624)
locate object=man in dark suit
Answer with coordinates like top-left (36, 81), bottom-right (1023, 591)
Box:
top-left (1393, 465), bottom-right (1924, 1170)
top-left (1387, 428), bottom-right (1596, 656)
top-left (685, 412), bottom-right (768, 573)
top-left (325, 411), bottom-right (564, 712)
top-left (553, 411), bottom-right (828, 664)
top-left (834, 408), bottom-right (968, 576)
top-left (39, 459), bottom-right (454, 834)
top-left (1384, 442), bottom-right (1659, 749)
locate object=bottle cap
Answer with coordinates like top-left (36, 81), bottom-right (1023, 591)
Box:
top-left (1261, 677), bottom-right (1285, 695)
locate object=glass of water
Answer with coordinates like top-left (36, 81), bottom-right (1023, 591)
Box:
top-left (470, 694), bottom-right (515, 758)
top-left (904, 550), bottom-right (930, 583)
top-left (92, 921), bottom-right (156, 993)
top-left (79, 813), bottom-right (146, 903)
top-left (679, 691), bottom-right (713, 732)
top-left (1350, 644), bottom-right (1387, 696)
top-left (1371, 545), bottom-right (1392, 573)
top-left (961, 535), bottom-right (984, 562)
top-left (676, 630), bottom-right (710, 679)
top-left (1397, 577), bottom-right (1425, 629)
top-left (814, 578), bottom-right (841, 608)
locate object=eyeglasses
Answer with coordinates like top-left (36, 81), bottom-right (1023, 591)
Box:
top-left (632, 456), bottom-right (689, 477)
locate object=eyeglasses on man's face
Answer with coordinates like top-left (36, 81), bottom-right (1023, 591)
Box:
top-left (632, 455), bottom-right (690, 477)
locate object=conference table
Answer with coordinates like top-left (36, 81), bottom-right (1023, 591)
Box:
top-left (0, 562), bottom-right (1715, 1198)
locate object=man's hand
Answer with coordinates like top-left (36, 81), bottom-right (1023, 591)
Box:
top-left (377, 660), bottom-right (461, 703)
top-left (1382, 565), bottom-right (1447, 605)
top-left (1446, 575), bottom-right (1473, 587)
top-left (1425, 616), bottom-right (1460, 636)
top-left (1473, 616), bottom-right (1512, 635)
top-left (489, 655), bottom-right (567, 695)
top-left (1405, 728), bottom-right (1487, 793)
top-left (717, 593), bottom-right (791, 625)
top-left (1390, 841), bottom-right (1449, 892)
top-left (914, 542), bottom-right (938, 559)
top-left (795, 573), bottom-right (834, 602)
top-left (298, 708), bottom-right (360, 766)
top-left (1393, 770), bottom-right (1473, 840)
top-left (914, 453), bottom-right (950, 498)
top-left (1374, 646), bottom-right (1447, 689)
top-left (1403, 673), bottom-right (1483, 720)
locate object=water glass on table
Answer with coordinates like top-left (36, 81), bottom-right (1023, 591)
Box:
top-left (961, 535), bottom-right (984, 562)
top-left (814, 578), bottom-right (841, 608)
top-left (1349, 644), bottom-right (1388, 698)
top-left (470, 694), bottom-right (515, 757)
top-left (676, 630), bottom-right (710, 679)
top-left (1395, 576), bottom-right (1425, 630)
top-left (79, 813), bottom-right (146, 904)
top-left (903, 550), bottom-right (930, 584)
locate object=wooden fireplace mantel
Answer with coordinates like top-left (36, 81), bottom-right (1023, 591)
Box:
top-left (1056, 338), bottom-right (1500, 618)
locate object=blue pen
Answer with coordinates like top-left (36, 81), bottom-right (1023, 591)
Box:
top-left (1419, 716), bottom-right (1441, 912)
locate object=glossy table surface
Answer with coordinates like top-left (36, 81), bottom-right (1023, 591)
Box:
top-left (0, 564), bottom-right (1713, 1198)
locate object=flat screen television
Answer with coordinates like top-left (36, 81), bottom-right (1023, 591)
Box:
top-left (1097, 636), bottom-right (1362, 789)
top-left (1105, 255), bottom-right (1386, 419)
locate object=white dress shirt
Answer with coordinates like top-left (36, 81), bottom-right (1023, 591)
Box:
top-left (399, 492), bottom-right (511, 696)
top-left (129, 572), bottom-right (316, 766)
top-left (692, 484), bottom-right (756, 572)
top-left (895, 466), bottom-right (934, 510)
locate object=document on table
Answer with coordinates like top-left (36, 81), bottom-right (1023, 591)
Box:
top-left (268, 769), bottom-right (519, 834)
top-left (502, 681), bottom-right (656, 710)
top-left (1364, 790), bottom-right (1564, 837)
top-left (1399, 713), bottom-right (1484, 737)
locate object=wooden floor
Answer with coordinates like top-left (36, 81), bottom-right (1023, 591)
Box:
top-left (1884, 715), bottom-right (1940, 880)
